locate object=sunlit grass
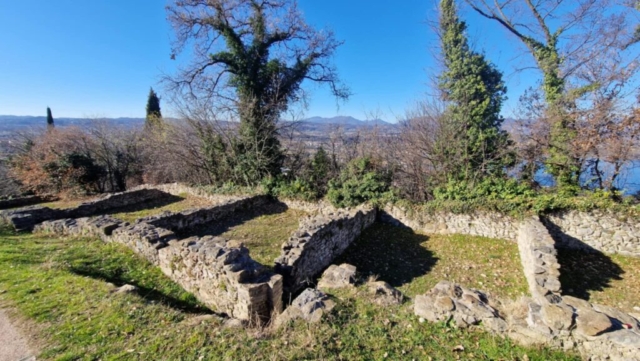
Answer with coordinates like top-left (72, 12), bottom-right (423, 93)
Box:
top-left (217, 208), bottom-right (307, 266)
top-left (0, 225), bottom-right (577, 360)
top-left (337, 223), bottom-right (529, 300)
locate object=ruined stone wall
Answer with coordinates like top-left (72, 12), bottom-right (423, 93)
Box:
top-left (382, 204), bottom-right (640, 257)
top-left (158, 236), bottom-right (282, 321)
top-left (134, 183), bottom-right (246, 205)
top-left (139, 196), bottom-right (270, 233)
top-left (275, 207), bottom-right (377, 293)
top-left (1, 188), bottom-right (172, 231)
top-left (543, 210), bottom-right (640, 257)
top-left (517, 218), bottom-right (562, 304)
top-left (0, 195), bottom-right (53, 210)
top-left (279, 198), bottom-right (338, 215)
top-left (381, 204), bottom-right (519, 241)
top-left (35, 197), bottom-right (283, 322)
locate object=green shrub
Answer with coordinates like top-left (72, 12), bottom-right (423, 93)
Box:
top-left (327, 158), bottom-right (395, 208)
top-left (263, 177), bottom-right (320, 202)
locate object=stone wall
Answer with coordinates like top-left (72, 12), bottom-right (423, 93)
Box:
top-left (1, 188), bottom-right (172, 231)
top-left (0, 195), bottom-right (53, 210)
top-left (517, 218), bottom-right (562, 304)
top-left (543, 210), bottom-right (640, 257)
top-left (139, 195), bottom-right (270, 233)
top-left (134, 183), bottom-right (246, 205)
top-left (35, 196), bottom-right (283, 322)
top-left (381, 204), bottom-right (519, 241)
top-left (381, 204), bottom-right (640, 258)
top-left (158, 236), bottom-right (282, 321)
top-left (275, 206), bottom-right (377, 293)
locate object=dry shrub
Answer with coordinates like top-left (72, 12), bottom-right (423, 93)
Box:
top-left (10, 127), bottom-right (100, 197)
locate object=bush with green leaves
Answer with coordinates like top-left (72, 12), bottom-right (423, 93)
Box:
top-left (327, 157), bottom-right (394, 208)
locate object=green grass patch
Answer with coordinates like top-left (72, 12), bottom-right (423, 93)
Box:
top-left (110, 195), bottom-right (214, 223)
top-left (558, 249), bottom-right (640, 313)
top-left (0, 225), bottom-right (577, 360)
top-left (216, 208), bottom-right (307, 266)
top-left (336, 223), bottom-right (529, 300)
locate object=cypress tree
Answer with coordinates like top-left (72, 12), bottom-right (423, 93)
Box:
top-left (438, 0), bottom-right (509, 181)
top-left (46, 107), bottom-right (54, 128)
top-left (145, 88), bottom-right (162, 127)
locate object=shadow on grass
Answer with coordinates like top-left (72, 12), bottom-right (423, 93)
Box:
top-left (180, 200), bottom-right (289, 238)
top-left (542, 219), bottom-right (624, 301)
top-left (69, 265), bottom-right (211, 315)
top-left (556, 247), bottom-right (624, 301)
top-left (335, 222), bottom-right (437, 288)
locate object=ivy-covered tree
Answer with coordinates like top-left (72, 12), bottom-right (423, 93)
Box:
top-left (145, 88), bottom-right (162, 127)
top-left (438, 0), bottom-right (510, 182)
top-left (46, 107), bottom-right (54, 128)
top-left (465, 0), bottom-right (640, 188)
top-left (166, 0), bottom-right (349, 185)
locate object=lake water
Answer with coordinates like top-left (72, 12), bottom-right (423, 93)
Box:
top-left (536, 160), bottom-right (640, 195)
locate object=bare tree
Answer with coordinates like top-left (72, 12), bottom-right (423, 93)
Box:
top-left (165, 0), bottom-right (349, 184)
top-left (465, 0), bottom-right (640, 187)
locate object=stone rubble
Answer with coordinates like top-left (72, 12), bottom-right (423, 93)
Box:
top-left (317, 263), bottom-right (357, 289)
top-left (274, 288), bottom-right (335, 328)
top-left (366, 280), bottom-right (404, 306)
top-left (413, 218), bottom-right (640, 361)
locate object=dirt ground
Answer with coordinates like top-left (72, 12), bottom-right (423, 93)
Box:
top-left (0, 308), bottom-right (36, 361)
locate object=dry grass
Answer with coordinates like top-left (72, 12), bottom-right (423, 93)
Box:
top-left (336, 223), bottom-right (529, 300)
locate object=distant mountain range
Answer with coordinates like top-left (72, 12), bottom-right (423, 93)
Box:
top-left (0, 115), bottom-right (393, 132)
top-left (302, 116), bottom-right (391, 127)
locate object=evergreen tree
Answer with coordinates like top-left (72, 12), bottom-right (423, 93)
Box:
top-left (309, 146), bottom-right (331, 194)
top-left (438, 0), bottom-right (509, 182)
top-left (46, 107), bottom-right (54, 128)
top-left (145, 88), bottom-right (162, 127)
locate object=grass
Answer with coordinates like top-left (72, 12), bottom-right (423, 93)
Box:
top-left (216, 208), bottom-right (307, 266)
top-left (336, 223), bottom-right (529, 300)
top-left (110, 194), bottom-right (214, 223)
top-left (558, 248), bottom-right (640, 314)
top-left (0, 225), bottom-right (577, 360)
top-left (40, 199), bottom-right (86, 209)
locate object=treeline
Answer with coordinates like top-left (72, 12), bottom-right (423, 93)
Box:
top-left (3, 0), bottom-right (640, 211)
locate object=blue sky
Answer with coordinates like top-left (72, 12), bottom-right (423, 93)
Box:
top-left (0, 0), bottom-right (535, 121)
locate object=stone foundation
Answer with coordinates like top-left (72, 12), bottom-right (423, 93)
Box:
top-left (139, 195), bottom-right (271, 233)
top-left (275, 206), bottom-right (377, 293)
top-left (414, 216), bottom-right (640, 360)
top-left (381, 204), bottom-right (640, 258)
top-left (35, 196), bottom-right (283, 322)
top-left (1, 188), bottom-right (173, 231)
top-left (381, 205), bottom-right (519, 242)
top-left (0, 195), bottom-right (54, 210)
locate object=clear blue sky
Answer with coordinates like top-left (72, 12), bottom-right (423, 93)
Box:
top-left (0, 0), bottom-right (535, 121)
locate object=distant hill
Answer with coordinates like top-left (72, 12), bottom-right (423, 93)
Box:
top-left (0, 115), bottom-right (394, 133)
top-left (302, 116), bottom-right (390, 127)
top-left (0, 115), bottom-right (145, 131)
